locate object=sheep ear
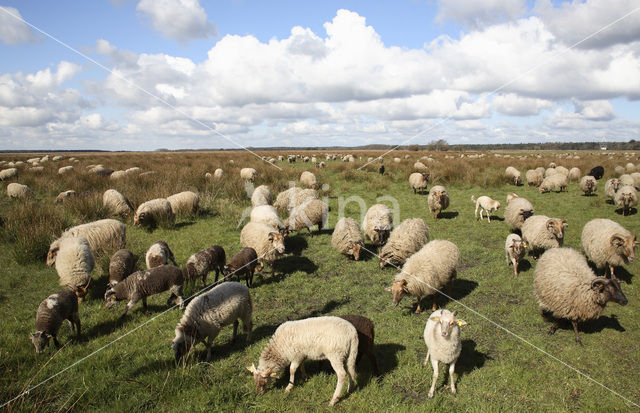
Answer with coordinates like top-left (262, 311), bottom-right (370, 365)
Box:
top-left (561, 220), bottom-right (568, 228)
top-left (247, 364), bottom-right (257, 374)
top-left (456, 319), bottom-right (467, 326)
top-left (591, 278), bottom-right (607, 292)
top-left (610, 234), bottom-right (625, 247)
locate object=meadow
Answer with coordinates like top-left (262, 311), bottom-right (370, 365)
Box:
top-left (0, 149), bottom-right (639, 412)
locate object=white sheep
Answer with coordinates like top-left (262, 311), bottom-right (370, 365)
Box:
top-left (109, 170), bottom-right (127, 180)
top-left (614, 185), bottom-right (638, 216)
top-left (214, 168), bottom-right (224, 179)
top-left (0, 167), bottom-right (18, 180)
top-left (505, 233), bottom-right (526, 278)
top-left (48, 218), bottom-right (126, 258)
top-left (300, 171), bottom-right (318, 189)
top-left (618, 174), bottom-right (635, 187)
top-left (539, 174), bottom-right (568, 193)
top-left (363, 204), bottom-right (393, 247)
top-left (145, 240), bottom-right (178, 269)
top-left (7, 183), bottom-right (34, 199)
top-left (379, 218), bottom-right (430, 268)
top-left (167, 191), bottom-right (200, 216)
top-left (273, 187), bottom-right (303, 212)
top-left (631, 172), bottom-right (640, 190)
top-left (46, 237), bottom-right (94, 301)
top-left (626, 162), bottom-right (636, 173)
top-left (58, 166), bottom-right (74, 175)
top-left (581, 218), bottom-right (637, 279)
top-left (284, 199), bottom-right (328, 235)
top-left (471, 195), bottom-right (500, 222)
top-left (525, 169), bottom-right (543, 187)
top-left (240, 168), bottom-right (258, 182)
top-left (614, 165), bottom-right (626, 176)
top-left (579, 175), bottom-right (597, 196)
top-left (240, 221), bottom-right (286, 272)
top-left (250, 205), bottom-right (285, 232)
top-left (409, 172), bottom-right (429, 194)
top-left (428, 185), bottom-right (450, 221)
top-left (250, 185), bottom-right (273, 207)
top-left (568, 167), bottom-right (581, 181)
top-left (505, 166), bottom-right (522, 185)
top-left (103, 189), bottom-right (134, 217)
top-left (521, 215), bottom-right (567, 259)
top-left (332, 217), bottom-right (365, 260)
top-left (555, 166), bottom-right (569, 177)
top-left (55, 190), bottom-right (77, 203)
top-left (604, 178), bottom-right (620, 201)
top-left (291, 188), bottom-right (318, 209)
top-left (133, 198), bottom-right (175, 227)
top-left (504, 196), bottom-right (533, 230)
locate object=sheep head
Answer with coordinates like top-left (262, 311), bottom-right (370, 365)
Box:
top-left (46, 246), bottom-right (59, 267)
top-left (30, 331), bottom-right (51, 353)
top-left (510, 239), bottom-right (526, 257)
top-left (268, 232), bottom-right (286, 254)
top-left (610, 234), bottom-right (637, 263)
top-left (247, 364), bottom-right (279, 394)
top-left (351, 243), bottom-right (361, 261)
top-left (591, 277), bottom-right (628, 306)
top-left (172, 325), bottom-right (197, 363)
top-left (429, 310), bottom-right (467, 338)
top-left (104, 289), bottom-right (118, 309)
top-left (546, 219), bottom-right (567, 240)
top-left (385, 278), bottom-right (409, 306)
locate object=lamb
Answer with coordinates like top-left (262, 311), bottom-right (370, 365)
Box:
top-left (385, 240), bottom-right (460, 313)
top-left (579, 175), bottom-right (597, 196)
top-left (250, 205), bottom-right (285, 232)
top-left (104, 265), bottom-right (184, 318)
top-left (0, 167), bottom-right (18, 180)
top-left (184, 245), bottom-right (226, 286)
top-left (423, 309), bottom-right (467, 398)
top-left (145, 240), bottom-right (178, 269)
top-left (240, 168), bottom-right (258, 182)
top-left (505, 166), bottom-right (522, 185)
top-left (379, 218), bottom-right (430, 268)
top-left (588, 166), bottom-right (605, 180)
top-left (247, 316), bottom-right (358, 406)
top-left (409, 172), bottom-right (429, 194)
top-left (539, 174), bottom-right (568, 193)
top-left (332, 217), bottom-right (365, 261)
top-left (604, 178), bottom-right (620, 200)
top-left (533, 248), bottom-right (627, 344)
top-left (614, 185), bottom-right (638, 216)
top-left (471, 195), bottom-right (500, 222)
top-left (363, 204), bottom-right (393, 246)
top-left (240, 221), bottom-right (286, 271)
top-left (103, 189), bottom-right (134, 217)
top-left (273, 187), bottom-right (303, 212)
top-left (172, 282), bottom-right (252, 363)
top-left (58, 166), bottom-right (74, 175)
top-left (224, 247), bottom-right (259, 287)
top-left (568, 167), bottom-right (582, 181)
top-left (133, 198), bottom-right (175, 228)
top-left (581, 218), bottom-right (637, 279)
top-left (300, 171), bottom-right (318, 189)
top-left (548, 162), bottom-right (557, 169)
top-left (505, 234), bottom-right (527, 278)
top-left (525, 169), bottom-right (543, 187)
top-left (521, 215), bottom-right (567, 259)
top-left (427, 185), bottom-right (450, 221)
top-left (48, 219), bottom-right (126, 258)
top-left (46, 237), bottom-right (94, 301)
top-left (55, 190), bottom-right (77, 203)
top-left (284, 199), bottom-right (328, 235)
top-left (7, 183), bottom-right (34, 199)
top-left (108, 249), bottom-right (136, 287)
top-left (213, 168), bottom-right (224, 179)
top-left (618, 174), bottom-right (635, 188)
top-left (251, 185), bottom-right (273, 207)
top-left (167, 191), bottom-right (200, 216)
top-left (30, 289), bottom-right (81, 353)
top-left (338, 314), bottom-right (379, 376)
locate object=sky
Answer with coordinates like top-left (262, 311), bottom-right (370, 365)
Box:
top-left (1, 0), bottom-right (640, 151)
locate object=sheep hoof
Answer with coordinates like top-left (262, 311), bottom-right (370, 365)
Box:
top-left (329, 398), bottom-right (338, 406)
top-left (285, 384), bottom-right (294, 393)
top-left (428, 390), bottom-right (434, 399)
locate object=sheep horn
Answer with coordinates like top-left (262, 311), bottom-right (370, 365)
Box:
top-left (591, 278), bottom-right (607, 290)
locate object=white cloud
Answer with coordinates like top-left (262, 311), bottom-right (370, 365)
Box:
top-left (574, 99), bottom-right (616, 120)
top-left (492, 93), bottom-right (554, 116)
top-left (136, 0), bottom-right (216, 42)
top-left (436, 0), bottom-right (527, 29)
top-left (0, 7), bottom-right (36, 45)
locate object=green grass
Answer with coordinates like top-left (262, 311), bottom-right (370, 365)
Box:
top-left (1, 151), bottom-right (639, 412)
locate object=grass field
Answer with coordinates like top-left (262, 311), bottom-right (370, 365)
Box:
top-left (1, 150), bottom-right (639, 412)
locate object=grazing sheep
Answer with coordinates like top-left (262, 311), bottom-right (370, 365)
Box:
top-left (173, 282), bottom-right (252, 363)
top-left (291, 188), bottom-right (318, 209)
top-left (581, 218), bottom-right (637, 278)
top-left (533, 248), bottom-right (627, 344)
top-left (145, 240), bottom-right (178, 269)
top-left (619, 174), bottom-right (635, 188)
top-left (525, 169), bottom-right (543, 187)
top-left (363, 204), bottom-right (393, 246)
top-left (284, 199), bottom-right (328, 235)
top-left (504, 196), bottom-right (534, 231)
top-left (409, 172), bottom-right (429, 194)
top-left (604, 178), bottom-right (621, 200)
top-left (133, 198), bottom-right (175, 228)
top-left (30, 289), bottom-right (81, 353)
top-left (224, 248), bottom-right (259, 287)
top-left (555, 166), bottom-right (569, 177)
top-left (614, 185), bottom-right (638, 216)
top-left (240, 168), bottom-right (258, 182)
top-left (240, 222), bottom-right (286, 271)
top-left (167, 191), bottom-right (200, 216)
top-left (7, 183), bottom-right (34, 199)
top-left (568, 167), bottom-right (581, 181)
top-left (109, 170), bottom-right (127, 180)
top-left (506, 192), bottom-right (519, 204)
top-left (379, 218), bottom-right (430, 269)
top-left (505, 166), bottom-right (522, 185)
top-left (626, 162), bottom-right (636, 173)
top-left (332, 217), bottom-right (365, 261)
top-left (521, 215), bottom-right (567, 259)
top-left (338, 315), bottom-right (379, 376)
top-left (318, 161), bottom-right (326, 169)
top-left (55, 190), bottom-right (77, 203)
top-left (428, 185), bottom-right (450, 221)
top-left (414, 161), bottom-right (428, 172)
top-left (247, 316), bottom-right (358, 406)
top-left (104, 265), bottom-right (184, 318)
top-left (505, 234), bottom-right (527, 278)
top-left (0, 167), bottom-right (18, 180)
top-left (579, 175), bottom-right (598, 196)
top-left (58, 166), bottom-right (74, 175)
top-left (273, 187), bottom-right (303, 212)
top-left (103, 189), bottom-right (134, 217)
top-left (300, 171), bottom-right (318, 189)
top-left (250, 205), bottom-right (285, 232)
top-left (386, 240), bottom-right (460, 313)
top-left (48, 219), bottom-right (126, 258)
top-left (46, 237), bottom-right (94, 301)
top-left (108, 249), bottom-right (136, 287)
top-left (587, 166), bottom-right (604, 180)
top-left (615, 165), bottom-right (626, 176)
top-left (184, 245), bottom-right (226, 286)
top-left (90, 165), bottom-right (113, 176)
top-left (631, 172), bottom-right (640, 190)
top-left (544, 167), bottom-right (558, 177)
top-left (251, 185), bottom-right (273, 207)
top-left (423, 309), bottom-right (467, 398)
top-left (214, 168), bottom-right (224, 179)
top-left (539, 174), bottom-right (568, 193)
top-left (471, 195), bottom-right (500, 222)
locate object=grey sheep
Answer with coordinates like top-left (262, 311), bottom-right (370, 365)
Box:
top-left (109, 249), bottom-right (136, 287)
top-left (521, 215), bottom-right (567, 259)
top-left (363, 204), bottom-right (393, 246)
top-left (284, 199), bottom-right (328, 235)
top-left (579, 175), bottom-right (597, 196)
top-left (409, 172), bottom-right (429, 194)
top-left (103, 189), bottom-right (134, 217)
top-left (533, 248), bottom-right (627, 344)
top-left (46, 237), bottom-right (94, 301)
top-left (428, 185), bottom-right (450, 221)
top-left (581, 218), bottom-right (637, 279)
top-left (134, 198), bottom-right (175, 228)
top-left (614, 185), bottom-right (638, 216)
top-left (224, 247), bottom-right (259, 287)
top-left (145, 240), bottom-right (178, 269)
top-left (331, 217), bottom-right (364, 261)
top-left (505, 233), bottom-right (527, 278)
top-left (167, 191), bottom-right (200, 216)
top-left (379, 218), bottom-right (430, 268)
top-left (184, 245), bottom-right (226, 286)
top-left (48, 218), bottom-right (126, 258)
top-left (30, 289), bottom-right (81, 353)
top-left (504, 196), bottom-right (534, 231)
top-left (339, 314), bottom-right (379, 376)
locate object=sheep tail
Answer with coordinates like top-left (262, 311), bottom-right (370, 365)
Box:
top-left (346, 332), bottom-right (359, 385)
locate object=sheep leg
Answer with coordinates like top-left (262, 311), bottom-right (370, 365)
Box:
top-left (548, 321), bottom-right (559, 335)
top-left (474, 204), bottom-right (478, 219)
top-left (243, 315), bottom-right (252, 344)
top-left (432, 296), bottom-right (438, 311)
top-left (205, 338), bottom-right (212, 362)
top-left (369, 352), bottom-right (380, 376)
top-left (428, 357), bottom-right (439, 398)
top-left (514, 261), bottom-right (519, 279)
top-left (572, 321), bottom-right (583, 345)
top-left (609, 265), bottom-right (616, 279)
top-left (300, 363), bottom-right (308, 381)
top-left (448, 362), bottom-right (457, 394)
top-left (121, 296), bottom-right (138, 318)
top-left (327, 356), bottom-right (347, 406)
top-left (142, 297), bottom-right (148, 310)
top-left (231, 320), bottom-right (239, 343)
top-left (53, 335), bottom-right (61, 348)
top-left (506, 252), bottom-right (510, 266)
top-left (285, 359), bottom-right (301, 392)
top-left (423, 349), bottom-right (430, 367)
top-left (487, 211), bottom-right (491, 223)
top-left (205, 270), bottom-right (211, 286)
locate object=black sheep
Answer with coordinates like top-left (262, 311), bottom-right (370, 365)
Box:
top-left (588, 166), bottom-right (604, 180)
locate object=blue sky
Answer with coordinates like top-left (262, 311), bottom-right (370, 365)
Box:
top-left (1, 0), bottom-right (639, 150)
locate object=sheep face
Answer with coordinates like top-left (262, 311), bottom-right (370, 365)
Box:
top-left (172, 326), bottom-right (196, 363)
top-left (510, 239), bottom-right (526, 258)
top-left (429, 310), bottom-right (467, 338)
top-left (46, 247), bottom-right (58, 267)
top-left (611, 234), bottom-right (638, 263)
top-left (247, 364), bottom-right (278, 394)
top-left (592, 278), bottom-right (628, 306)
top-left (546, 219), bottom-right (567, 241)
top-left (385, 279), bottom-right (409, 306)
top-left (351, 243), bottom-right (361, 261)
top-left (268, 232), bottom-right (286, 254)
top-left (133, 213), bottom-right (141, 226)
top-left (104, 289), bottom-right (118, 309)
top-left (519, 209), bottom-right (533, 221)
top-left (375, 227), bottom-right (391, 245)
top-left (30, 331), bottom-right (50, 353)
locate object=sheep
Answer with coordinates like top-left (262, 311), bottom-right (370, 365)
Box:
top-left (506, 192), bottom-right (519, 204)
top-left (505, 233), bottom-right (527, 278)
top-left (378, 165), bottom-right (385, 175)
top-left (385, 240), bottom-right (460, 313)
top-left (619, 174), bottom-right (635, 188)
top-left (533, 247), bottom-right (627, 344)
top-left (300, 171), bottom-right (318, 189)
top-left (588, 166), bottom-right (605, 180)
top-left (30, 289), bottom-right (81, 353)
top-left (504, 196), bottom-right (534, 231)
top-left (614, 185), bottom-right (638, 216)
top-left (184, 245), bottom-right (226, 286)
top-left (173, 282), bottom-right (252, 363)
top-left (250, 205), bottom-right (285, 232)
top-left (291, 188), bottom-right (318, 209)
top-left (423, 309), bottom-right (467, 398)
top-left (240, 168), bottom-right (258, 182)
top-left (247, 316), bottom-right (358, 406)
top-left (284, 199), bottom-right (328, 235)
top-left (104, 265), bottom-right (184, 318)
top-left (240, 221), bottom-right (286, 272)
top-left (521, 215), bottom-right (567, 259)
top-left (471, 195), bottom-right (500, 222)
top-left (214, 168), bottom-right (224, 179)
top-left (544, 167), bottom-right (558, 177)
top-left (581, 218), bottom-right (637, 279)
top-left (614, 165), bottom-right (626, 176)
top-left (250, 185), bottom-right (273, 207)
top-left (427, 185), bottom-right (450, 221)
top-left (46, 237), bottom-right (94, 301)
top-left (363, 204), bottom-right (393, 247)
top-left (409, 172), bottom-right (429, 194)
top-left (167, 191), bottom-right (200, 216)
top-left (30, 166), bottom-right (44, 172)
top-left (145, 240), bottom-right (178, 269)
top-left (7, 182), bottom-right (34, 199)
top-left (555, 166), bottom-right (569, 177)
top-left (604, 178), bottom-right (621, 200)
top-left (109, 170), bottom-right (127, 180)
top-left (626, 162), bottom-right (636, 173)
top-left (393, 157), bottom-right (401, 163)
top-left (90, 165), bottom-right (113, 176)
top-left (379, 218), bottom-right (430, 269)
top-left (0, 167), bottom-right (18, 180)
top-left (332, 217), bottom-right (365, 261)
top-left (133, 198), bottom-right (175, 228)
top-left (55, 190), bottom-right (77, 203)
top-left (414, 161), bottom-right (428, 172)
top-left (273, 187), bottom-right (303, 212)
top-left (108, 249), bottom-right (136, 287)
top-left (525, 169), bottom-right (543, 187)
top-left (338, 315), bottom-right (379, 376)
top-left (568, 167), bottom-right (581, 181)
top-left (318, 161), bottom-right (326, 169)
top-left (58, 166), bottom-right (74, 175)
top-left (505, 166), bottom-right (522, 185)
top-left (548, 162), bottom-right (557, 169)
top-left (631, 172), bottom-right (640, 190)
top-left (224, 247), bottom-right (259, 287)
top-left (48, 219), bottom-right (126, 258)
top-left (579, 175), bottom-right (598, 196)
top-left (103, 189), bottom-right (134, 217)
top-left (539, 174), bottom-right (568, 193)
